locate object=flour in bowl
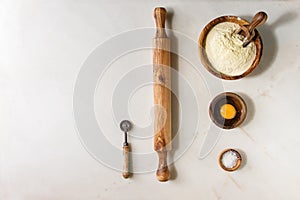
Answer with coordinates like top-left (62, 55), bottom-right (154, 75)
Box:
top-left (205, 22), bottom-right (256, 76)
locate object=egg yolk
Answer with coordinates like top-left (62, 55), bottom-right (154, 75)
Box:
top-left (220, 104), bottom-right (236, 119)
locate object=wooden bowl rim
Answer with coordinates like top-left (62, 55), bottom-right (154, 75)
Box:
top-left (209, 92), bottom-right (247, 129)
top-left (218, 148), bottom-right (242, 172)
top-left (198, 15), bottom-right (263, 80)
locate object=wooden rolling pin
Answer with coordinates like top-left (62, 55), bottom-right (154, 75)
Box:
top-left (153, 7), bottom-right (172, 182)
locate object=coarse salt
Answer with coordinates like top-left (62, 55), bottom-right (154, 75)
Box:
top-left (221, 150), bottom-right (239, 169)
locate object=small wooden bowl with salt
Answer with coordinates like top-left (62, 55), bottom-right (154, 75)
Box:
top-left (198, 14), bottom-right (265, 80)
top-left (219, 149), bottom-right (242, 172)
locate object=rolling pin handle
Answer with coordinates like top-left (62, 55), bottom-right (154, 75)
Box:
top-left (156, 150), bottom-right (170, 182)
top-left (154, 7), bottom-right (167, 38)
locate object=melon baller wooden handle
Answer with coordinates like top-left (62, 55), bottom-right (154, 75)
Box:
top-left (153, 7), bottom-right (172, 182)
top-left (122, 145), bottom-right (130, 179)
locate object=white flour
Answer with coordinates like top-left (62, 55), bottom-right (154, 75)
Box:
top-left (205, 22), bottom-right (256, 76)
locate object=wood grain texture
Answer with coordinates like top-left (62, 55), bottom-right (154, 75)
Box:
top-left (153, 7), bottom-right (171, 182)
top-left (247, 12), bottom-right (268, 35)
top-left (153, 38), bottom-right (171, 152)
top-left (198, 15), bottom-right (263, 80)
top-left (236, 12), bottom-right (268, 47)
top-left (122, 145), bottom-right (130, 179)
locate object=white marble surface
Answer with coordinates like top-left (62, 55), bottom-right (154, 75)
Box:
top-left (1, 0), bottom-right (300, 199)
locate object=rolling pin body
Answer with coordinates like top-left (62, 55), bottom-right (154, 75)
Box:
top-left (153, 7), bottom-right (171, 182)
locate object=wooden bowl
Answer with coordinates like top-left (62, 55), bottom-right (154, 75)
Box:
top-left (219, 148), bottom-right (242, 172)
top-left (209, 92), bottom-right (247, 129)
top-left (198, 16), bottom-right (263, 80)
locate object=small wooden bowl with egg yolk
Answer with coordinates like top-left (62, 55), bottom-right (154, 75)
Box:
top-left (209, 92), bottom-right (247, 129)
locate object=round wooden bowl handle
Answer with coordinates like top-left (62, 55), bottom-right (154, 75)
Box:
top-left (153, 7), bottom-right (171, 182)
